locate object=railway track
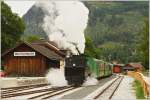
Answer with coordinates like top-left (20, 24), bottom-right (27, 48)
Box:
top-left (1, 84), bottom-right (79, 99)
top-left (1, 84), bottom-right (49, 94)
top-left (94, 76), bottom-right (124, 99)
top-left (1, 76), bottom-right (123, 99)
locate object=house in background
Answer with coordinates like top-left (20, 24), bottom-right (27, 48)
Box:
top-left (113, 64), bottom-right (124, 73)
top-left (1, 40), bottom-right (66, 77)
top-left (124, 62), bottom-right (143, 72)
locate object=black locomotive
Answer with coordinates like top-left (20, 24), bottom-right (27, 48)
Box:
top-left (65, 55), bottom-right (86, 86)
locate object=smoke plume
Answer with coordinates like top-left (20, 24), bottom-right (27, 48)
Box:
top-left (83, 76), bottom-right (98, 86)
top-left (46, 68), bottom-right (68, 87)
top-left (35, 0), bottom-right (89, 55)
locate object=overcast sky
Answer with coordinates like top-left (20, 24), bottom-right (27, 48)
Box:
top-left (4, 0), bottom-right (36, 17)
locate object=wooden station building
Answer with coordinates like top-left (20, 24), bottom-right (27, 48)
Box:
top-left (1, 40), bottom-right (66, 76)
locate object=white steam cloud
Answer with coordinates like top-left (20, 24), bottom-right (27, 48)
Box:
top-left (46, 68), bottom-right (68, 87)
top-left (35, 0), bottom-right (89, 55)
top-left (83, 76), bottom-right (98, 86)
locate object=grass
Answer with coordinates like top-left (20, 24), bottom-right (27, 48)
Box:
top-left (133, 80), bottom-right (145, 99)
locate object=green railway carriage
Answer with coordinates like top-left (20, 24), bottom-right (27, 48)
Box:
top-left (86, 57), bottom-right (113, 78)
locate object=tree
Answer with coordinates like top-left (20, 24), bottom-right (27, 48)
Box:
top-left (137, 19), bottom-right (149, 69)
top-left (84, 36), bottom-right (101, 58)
top-left (22, 35), bottom-right (41, 43)
top-left (1, 2), bottom-right (25, 53)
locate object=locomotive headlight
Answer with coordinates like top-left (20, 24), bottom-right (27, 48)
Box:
top-left (73, 63), bottom-right (76, 67)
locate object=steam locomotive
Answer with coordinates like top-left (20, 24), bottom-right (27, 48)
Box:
top-left (64, 46), bottom-right (113, 86)
top-left (65, 55), bottom-right (86, 86)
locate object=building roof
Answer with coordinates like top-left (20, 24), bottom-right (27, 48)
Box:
top-left (2, 41), bottom-right (63, 60)
top-left (31, 39), bottom-right (58, 49)
top-left (29, 43), bottom-right (63, 60)
top-left (113, 64), bottom-right (125, 67)
top-left (125, 63), bottom-right (143, 68)
top-left (31, 40), bottom-right (66, 57)
top-left (123, 67), bottom-right (135, 70)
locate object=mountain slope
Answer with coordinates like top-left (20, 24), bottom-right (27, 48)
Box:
top-left (23, 5), bottom-right (47, 39)
top-left (84, 1), bottom-right (148, 45)
top-left (83, 1), bottom-right (148, 63)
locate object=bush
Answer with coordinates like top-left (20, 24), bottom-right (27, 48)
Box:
top-left (133, 80), bottom-right (145, 99)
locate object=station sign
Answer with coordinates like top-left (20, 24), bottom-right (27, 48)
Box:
top-left (14, 52), bottom-right (36, 56)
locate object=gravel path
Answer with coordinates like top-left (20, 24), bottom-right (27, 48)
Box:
top-left (111, 75), bottom-right (136, 100)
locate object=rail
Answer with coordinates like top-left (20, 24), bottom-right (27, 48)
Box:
top-left (94, 76), bottom-right (124, 99)
top-left (1, 85), bottom-right (78, 99)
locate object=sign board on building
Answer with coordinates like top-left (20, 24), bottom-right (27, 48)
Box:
top-left (14, 52), bottom-right (36, 56)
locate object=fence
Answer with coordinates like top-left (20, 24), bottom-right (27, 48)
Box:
top-left (127, 71), bottom-right (150, 97)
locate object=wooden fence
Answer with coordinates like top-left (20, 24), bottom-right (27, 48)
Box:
top-left (127, 71), bottom-right (150, 97)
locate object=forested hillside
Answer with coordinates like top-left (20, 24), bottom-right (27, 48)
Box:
top-left (84, 1), bottom-right (149, 68)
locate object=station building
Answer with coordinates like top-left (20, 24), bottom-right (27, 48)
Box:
top-left (1, 40), bottom-right (66, 76)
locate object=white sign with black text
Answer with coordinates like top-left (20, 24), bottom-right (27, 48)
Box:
top-left (14, 52), bottom-right (36, 56)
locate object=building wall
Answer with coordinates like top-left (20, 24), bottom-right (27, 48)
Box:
top-left (113, 65), bottom-right (121, 73)
top-left (3, 44), bottom-right (46, 76)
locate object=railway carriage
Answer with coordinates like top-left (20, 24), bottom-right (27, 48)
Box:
top-left (86, 57), bottom-right (113, 79)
